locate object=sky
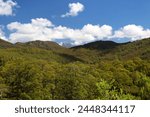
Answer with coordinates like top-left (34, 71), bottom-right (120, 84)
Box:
top-left (0, 0), bottom-right (150, 45)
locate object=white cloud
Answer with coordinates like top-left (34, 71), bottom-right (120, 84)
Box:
top-left (0, 0), bottom-right (17, 16)
top-left (6, 18), bottom-right (150, 45)
top-left (82, 24), bottom-right (112, 39)
top-left (31, 18), bottom-right (53, 27)
top-left (7, 18), bottom-right (112, 45)
top-left (114, 24), bottom-right (150, 41)
top-left (61, 2), bottom-right (84, 17)
top-left (0, 26), bottom-right (7, 40)
top-left (7, 18), bottom-right (54, 42)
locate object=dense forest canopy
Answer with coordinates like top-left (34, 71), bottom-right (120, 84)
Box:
top-left (0, 38), bottom-right (150, 100)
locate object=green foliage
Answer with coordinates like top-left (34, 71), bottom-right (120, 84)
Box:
top-left (96, 80), bottom-right (138, 100)
top-left (0, 76), bottom-right (8, 99)
top-left (0, 38), bottom-right (149, 100)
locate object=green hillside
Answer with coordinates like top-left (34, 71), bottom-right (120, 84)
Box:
top-left (0, 38), bottom-right (150, 100)
top-left (0, 39), bottom-right (13, 48)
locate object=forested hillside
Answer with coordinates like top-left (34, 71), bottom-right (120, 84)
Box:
top-left (0, 38), bottom-right (150, 100)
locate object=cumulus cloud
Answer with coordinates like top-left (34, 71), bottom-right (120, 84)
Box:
top-left (0, 26), bottom-right (7, 40)
top-left (6, 18), bottom-right (150, 45)
top-left (31, 18), bottom-right (53, 27)
top-left (7, 18), bottom-right (112, 45)
top-left (82, 24), bottom-right (112, 39)
top-left (61, 2), bottom-right (84, 17)
top-left (7, 18), bottom-right (54, 42)
top-left (114, 25), bottom-right (150, 41)
top-left (0, 0), bottom-right (17, 16)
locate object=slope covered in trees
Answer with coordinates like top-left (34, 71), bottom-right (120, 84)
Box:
top-left (0, 39), bottom-right (14, 48)
top-left (0, 38), bottom-right (150, 100)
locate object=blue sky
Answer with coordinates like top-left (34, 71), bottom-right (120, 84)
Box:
top-left (0, 0), bottom-right (150, 45)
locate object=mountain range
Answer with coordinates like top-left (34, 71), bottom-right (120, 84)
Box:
top-left (0, 37), bottom-right (150, 100)
top-left (0, 38), bottom-right (150, 63)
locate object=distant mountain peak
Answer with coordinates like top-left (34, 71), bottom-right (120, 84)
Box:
top-left (15, 40), bottom-right (67, 51)
top-left (72, 40), bottom-right (120, 50)
top-left (0, 38), bottom-right (13, 48)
